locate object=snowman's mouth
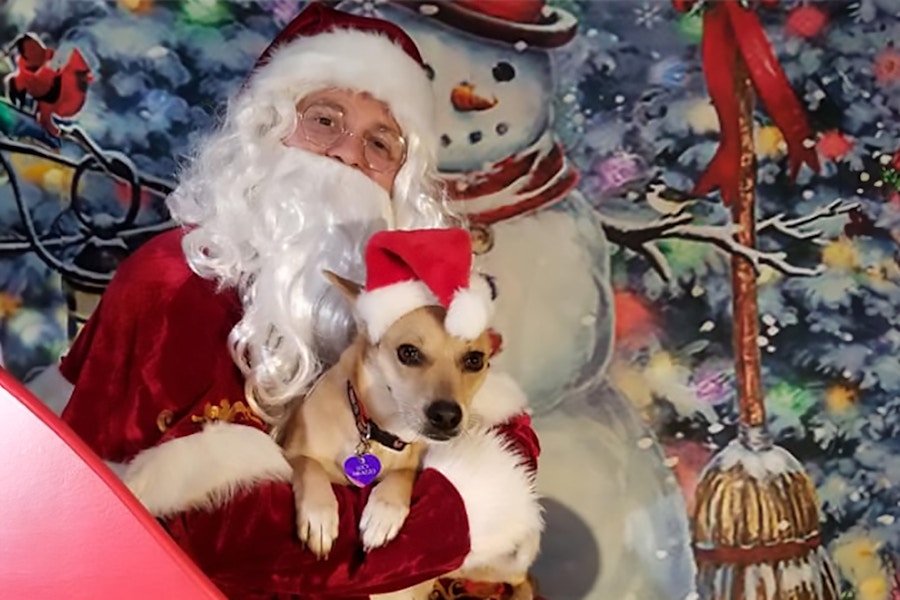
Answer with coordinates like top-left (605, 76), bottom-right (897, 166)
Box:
top-left (441, 123), bottom-right (510, 148)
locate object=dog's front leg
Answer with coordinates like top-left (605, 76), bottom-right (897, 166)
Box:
top-left (360, 468), bottom-right (416, 552)
top-left (289, 455), bottom-right (340, 559)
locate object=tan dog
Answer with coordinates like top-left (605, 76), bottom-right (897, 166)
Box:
top-left (279, 270), bottom-right (535, 599)
top-left (279, 270), bottom-right (492, 551)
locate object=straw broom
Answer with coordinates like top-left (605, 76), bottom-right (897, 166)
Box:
top-left (690, 55), bottom-right (840, 600)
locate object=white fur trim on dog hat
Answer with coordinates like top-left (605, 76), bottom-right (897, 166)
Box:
top-left (356, 228), bottom-right (495, 341)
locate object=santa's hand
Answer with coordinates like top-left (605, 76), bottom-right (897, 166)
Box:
top-left (359, 470), bottom-right (414, 551)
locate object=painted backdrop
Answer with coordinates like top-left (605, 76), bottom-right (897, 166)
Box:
top-left (2, 1), bottom-right (900, 599)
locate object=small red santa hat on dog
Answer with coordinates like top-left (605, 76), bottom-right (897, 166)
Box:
top-left (356, 228), bottom-right (496, 342)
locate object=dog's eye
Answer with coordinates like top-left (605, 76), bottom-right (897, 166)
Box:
top-left (397, 344), bottom-right (424, 366)
top-left (462, 351), bottom-right (485, 372)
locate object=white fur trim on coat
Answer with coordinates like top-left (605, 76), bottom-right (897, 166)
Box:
top-left (445, 275), bottom-right (495, 340)
top-left (470, 371), bottom-right (528, 428)
top-left (249, 28), bottom-right (435, 156)
top-left (123, 422), bottom-right (291, 517)
top-left (422, 429), bottom-right (543, 577)
top-left (423, 371), bottom-right (541, 576)
top-left (356, 279), bottom-right (437, 341)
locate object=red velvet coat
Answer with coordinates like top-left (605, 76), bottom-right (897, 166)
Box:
top-left (58, 228), bottom-right (543, 599)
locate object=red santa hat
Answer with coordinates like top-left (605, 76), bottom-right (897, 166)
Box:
top-left (356, 228), bottom-right (495, 341)
top-left (245, 3), bottom-right (436, 164)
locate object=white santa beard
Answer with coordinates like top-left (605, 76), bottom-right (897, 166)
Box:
top-left (476, 192), bottom-right (614, 412)
top-left (236, 147), bottom-right (394, 392)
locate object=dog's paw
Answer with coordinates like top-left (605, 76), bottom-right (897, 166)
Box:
top-left (359, 495), bottom-right (410, 551)
top-left (296, 496), bottom-right (340, 559)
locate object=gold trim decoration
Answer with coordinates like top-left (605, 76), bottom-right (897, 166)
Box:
top-left (469, 223), bottom-right (495, 255)
top-left (156, 409), bottom-right (174, 433)
top-left (190, 399), bottom-right (265, 428)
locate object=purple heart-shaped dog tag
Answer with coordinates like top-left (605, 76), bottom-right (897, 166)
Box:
top-left (344, 453), bottom-right (382, 487)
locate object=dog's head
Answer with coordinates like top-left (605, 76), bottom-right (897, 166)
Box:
top-left (325, 270), bottom-right (493, 442)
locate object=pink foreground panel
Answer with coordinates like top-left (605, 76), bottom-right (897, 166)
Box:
top-left (0, 368), bottom-right (224, 600)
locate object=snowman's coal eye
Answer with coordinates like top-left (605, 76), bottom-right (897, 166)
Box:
top-left (424, 64), bottom-right (435, 80)
top-left (492, 61), bottom-right (516, 82)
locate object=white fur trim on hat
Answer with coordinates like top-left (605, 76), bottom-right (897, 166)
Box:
top-left (356, 279), bottom-right (437, 341)
top-left (122, 422), bottom-right (291, 517)
top-left (445, 274), bottom-right (495, 340)
top-left (248, 28), bottom-right (436, 154)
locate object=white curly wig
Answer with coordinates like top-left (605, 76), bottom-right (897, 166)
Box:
top-left (166, 10), bottom-right (458, 423)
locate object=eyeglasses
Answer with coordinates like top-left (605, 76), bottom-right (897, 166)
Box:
top-left (297, 102), bottom-right (407, 173)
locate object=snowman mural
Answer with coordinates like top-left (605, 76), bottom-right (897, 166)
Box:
top-left (336, 1), bottom-right (697, 598)
top-left (386, 0), bottom-right (612, 414)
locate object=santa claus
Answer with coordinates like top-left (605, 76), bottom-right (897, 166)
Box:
top-left (26, 4), bottom-right (542, 599)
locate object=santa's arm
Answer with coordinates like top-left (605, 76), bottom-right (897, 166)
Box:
top-left (154, 410), bottom-right (540, 597)
top-left (162, 471), bottom-right (468, 598)
top-left (138, 374), bottom-right (539, 596)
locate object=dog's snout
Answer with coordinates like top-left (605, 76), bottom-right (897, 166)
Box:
top-left (425, 400), bottom-right (462, 431)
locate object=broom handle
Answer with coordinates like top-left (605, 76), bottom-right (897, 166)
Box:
top-left (732, 56), bottom-right (766, 428)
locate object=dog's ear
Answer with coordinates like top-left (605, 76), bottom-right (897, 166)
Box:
top-left (322, 270), bottom-right (362, 301)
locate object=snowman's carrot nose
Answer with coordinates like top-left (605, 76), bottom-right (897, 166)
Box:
top-left (451, 82), bottom-right (498, 112)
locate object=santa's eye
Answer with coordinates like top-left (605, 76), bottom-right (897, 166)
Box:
top-left (301, 104), bottom-right (345, 137)
top-left (424, 64), bottom-right (435, 80)
top-left (492, 61), bottom-right (516, 82)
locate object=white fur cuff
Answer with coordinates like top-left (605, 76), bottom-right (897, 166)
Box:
top-left (123, 422), bottom-right (291, 517)
top-left (470, 372), bottom-right (529, 428)
top-left (422, 429), bottom-right (543, 576)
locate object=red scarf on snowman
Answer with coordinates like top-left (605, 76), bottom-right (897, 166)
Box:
top-left (446, 131), bottom-right (579, 225)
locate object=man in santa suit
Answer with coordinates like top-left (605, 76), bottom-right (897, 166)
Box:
top-left (27, 4), bottom-right (542, 599)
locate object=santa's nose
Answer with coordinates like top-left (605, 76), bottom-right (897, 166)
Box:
top-left (324, 134), bottom-right (366, 170)
top-left (450, 82), bottom-right (498, 112)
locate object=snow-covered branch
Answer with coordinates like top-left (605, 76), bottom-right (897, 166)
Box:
top-left (756, 198), bottom-right (860, 244)
top-left (599, 198), bottom-right (859, 281)
top-left (601, 213), bottom-right (692, 280)
top-left (665, 222), bottom-right (824, 277)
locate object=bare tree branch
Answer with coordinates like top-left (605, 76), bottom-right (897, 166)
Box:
top-left (600, 213), bottom-right (692, 280)
top-left (598, 199), bottom-right (856, 281)
top-left (756, 199), bottom-right (859, 243)
top-left (664, 222), bottom-right (825, 277)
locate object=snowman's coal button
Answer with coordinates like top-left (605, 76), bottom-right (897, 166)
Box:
top-left (492, 62), bottom-right (516, 82)
top-left (496, 122), bottom-right (509, 136)
top-left (468, 131), bottom-right (483, 144)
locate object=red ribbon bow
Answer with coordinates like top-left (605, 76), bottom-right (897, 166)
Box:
top-left (673, 0), bottom-right (820, 205)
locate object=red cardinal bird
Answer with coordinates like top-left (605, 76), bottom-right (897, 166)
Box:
top-left (5, 33), bottom-right (94, 136)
